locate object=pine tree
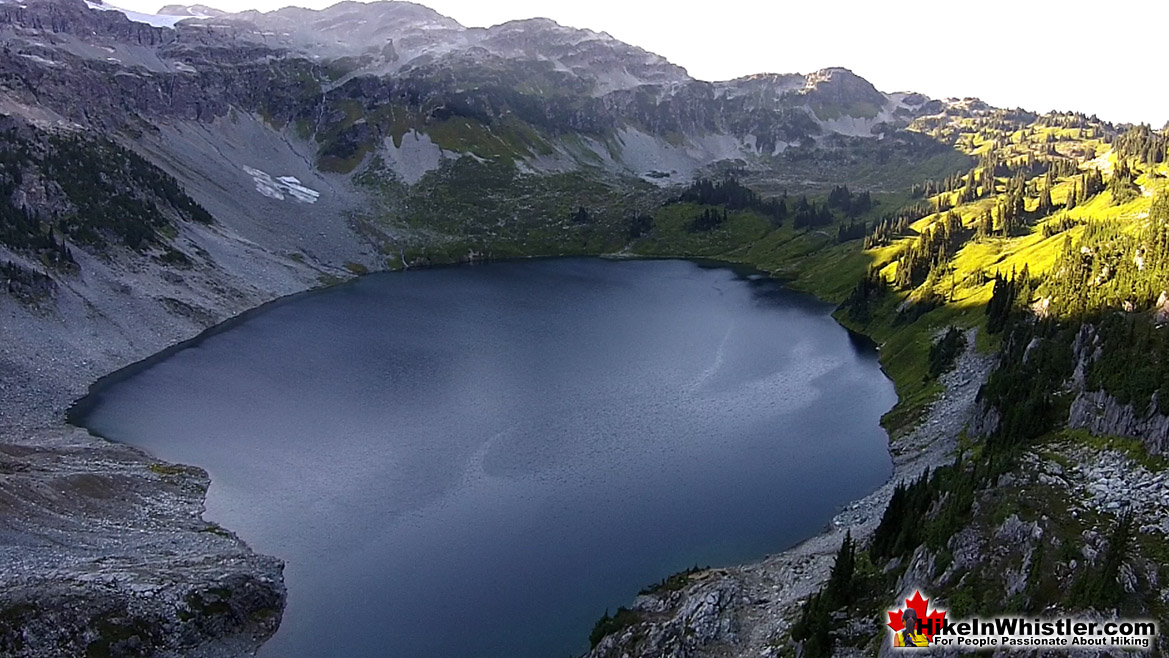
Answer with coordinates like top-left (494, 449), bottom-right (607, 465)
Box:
top-left (1038, 186), bottom-right (1053, 216)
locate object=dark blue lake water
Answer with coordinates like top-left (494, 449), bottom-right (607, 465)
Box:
top-left (75, 258), bottom-right (895, 658)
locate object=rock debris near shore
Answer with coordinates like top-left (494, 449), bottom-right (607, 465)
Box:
top-left (0, 216), bottom-right (340, 655)
top-left (0, 427), bottom-right (284, 658)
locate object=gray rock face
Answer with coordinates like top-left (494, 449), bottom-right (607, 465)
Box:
top-left (0, 0), bottom-right (959, 195)
top-left (200, 3), bottom-right (689, 94)
top-left (1064, 446), bottom-right (1169, 534)
top-left (0, 428), bottom-right (284, 658)
top-left (1060, 323), bottom-right (1169, 455)
top-left (1068, 390), bottom-right (1169, 455)
top-left (0, 3), bottom-right (980, 657)
top-left (590, 579), bottom-right (741, 658)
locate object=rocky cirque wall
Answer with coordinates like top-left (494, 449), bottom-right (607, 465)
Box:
top-left (0, 1), bottom-right (972, 655)
top-left (0, 4), bottom-right (380, 656)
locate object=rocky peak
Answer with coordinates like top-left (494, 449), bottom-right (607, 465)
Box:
top-left (471, 17), bottom-right (690, 93)
top-left (796, 67), bottom-right (891, 121)
top-left (942, 97), bottom-right (992, 115)
top-left (234, 0), bottom-right (461, 32)
top-left (200, 0), bottom-right (466, 62)
top-left (800, 67), bottom-right (884, 103)
top-left (712, 73), bottom-right (807, 104)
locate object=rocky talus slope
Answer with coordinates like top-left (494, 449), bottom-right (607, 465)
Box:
top-left (8, 1), bottom-right (1162, 656)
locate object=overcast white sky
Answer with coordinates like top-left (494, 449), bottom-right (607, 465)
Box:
top-left (118, 0), bottom-right (1167, 127)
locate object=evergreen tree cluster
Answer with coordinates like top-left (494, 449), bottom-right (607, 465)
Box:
top-left (790, 532), bottom-right (859, 658)
top-left (870, 471), bottom-right (935, 562)
top-left (841, 267), bottom-right (889, 323)
top-left (893, 211), bottom-right (965, 289)
top-left (1, 260), bottom-right (55, 301)
top-left (627, 213), bottom-right (653, 239)
top-left (848, 111), bottom-right (1156, 625)
top-left (911, 168), bottom-right (993, 205)
top-left (1036, 171), bottom-right (1055, 216)
top-left (1040, 197), bottom-right (1169, 321)
top-left (1040, 214), bottom-right (1081, 238)
top-left (44, 134), bottom-right (213, 250)
top-left (864, 201), bottom-right (930, 248)
top-left (1068, 512), bottom-right (1135, 611)
top-left (911, 173), bottom-right (966, 199)
top-left (927, 327), bottom-right (967, 380)
top-left (980, 317), bottom-right (1078, 446)
top-left (689, 206), bottom-right (727, 232)
top-left (1047, 157), bottom-right (1081, 178)
top-left (1106, 159), bottom-right (1139, 204)
top-left (954, 169), bottom-right (993, 204)
top-left (571, 206), bottom-right (591, 224)
top-left (973, 208), bottom-right (995, 240)
top-left (674, 177), bottom-right (786, 223)
top-left (1088, 313), bottom-right (1169, 416)
top-left (991, 171), bottom-right (1030, 236)
top-left (1079, 169), bottom-right (1106, 200)
top-left (1035, 111), bottom-right (1102, 131)
top-left (1058, 193), bottom-right (1169, 416)
top-left (835, 219), bottom-right (867, 243)
top-left (985, 267), bottom-right (1033, 333)
top-left (864, 215), bottom-right (910, 249)
top-left (791, 195), bottom-right (834, 229)
top-left (588, 607), bottom-right (641, 649)
top-left (826, 185), bottom-right (873, 217)
top-left (0, 127), bottom-right (214, 266)
top-left (1065, 169), bottom-right (1104, 211)
top-left (868, 460), bottom-right (978, 569)
top-left (0, 135), bottom-right (74, 269)
top-left (1115, 124), bottom-right (1167, 166)
top-left (978, 192), bottom-right (1169, 445)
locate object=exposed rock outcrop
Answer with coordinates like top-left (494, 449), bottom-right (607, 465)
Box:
top-left (0, 429), bottom-right (284, 658)
top-left (1068, 390), bottom-right (1169, 455)
top-left (0, 2), bottom-right (982, 656)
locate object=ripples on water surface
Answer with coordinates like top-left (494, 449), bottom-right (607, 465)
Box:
top-left (77, 259), bottom-right (896, 658)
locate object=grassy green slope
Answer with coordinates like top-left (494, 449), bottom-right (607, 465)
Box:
top-left (348, 101), bottom-right (1169, 654)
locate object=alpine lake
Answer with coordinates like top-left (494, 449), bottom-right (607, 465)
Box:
top-left (73, 258), bottom-right (896, 658)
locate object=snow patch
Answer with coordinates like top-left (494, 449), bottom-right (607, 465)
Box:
top-left (243, 167), bottom-right (320, 203)
top-left (17, 53), bottom-right (63, 68)
top-left (84, 1), bottom-right (191, 29)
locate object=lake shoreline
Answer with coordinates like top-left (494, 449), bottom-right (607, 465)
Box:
top-left (4, 253), bottom-right (934, 658)
top-left (585, 327), bottom-right (996, 657)
top-left (70, 258), bottom-right (896, 658)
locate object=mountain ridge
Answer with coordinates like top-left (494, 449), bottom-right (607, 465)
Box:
top-left (1, 1), bottom-right (1166, 657)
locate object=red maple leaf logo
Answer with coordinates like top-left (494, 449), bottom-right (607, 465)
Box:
top-left (887, 590), bottom-right (947, 642)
